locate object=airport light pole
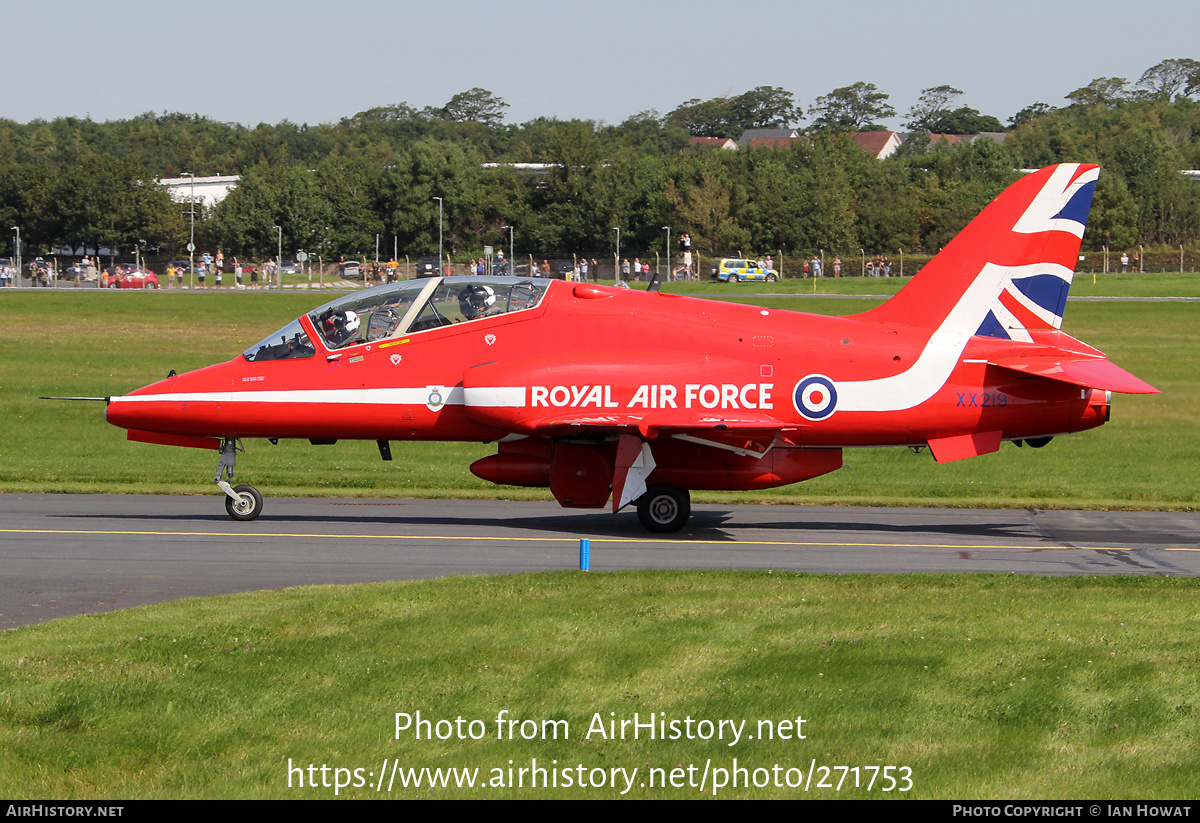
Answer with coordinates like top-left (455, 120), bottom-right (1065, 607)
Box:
top-left (182, 172), bottom-right (195, 288)
top-left (433, 197), bottom-right (443, 273)
top-left (11, 226), bottom-right (20, 286)
top-left (663, 226), bottom-right (671, 281)
top-left (274, 225), bottom-right (282, 289)
top-left (613, 227), bottom-right (620, 281)
top-left (500, 225), bottom-right (513, 274)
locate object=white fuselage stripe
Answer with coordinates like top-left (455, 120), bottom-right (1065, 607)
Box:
top-left (113, 386), bottom-right (527, 407)
top-left (838, 261), bottom-right (1072, 412)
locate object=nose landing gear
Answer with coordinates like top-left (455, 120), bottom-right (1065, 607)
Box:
top-left (225, 484), bottom-right (263, 521)
top-left (214, 438), bottom-right (263, 521)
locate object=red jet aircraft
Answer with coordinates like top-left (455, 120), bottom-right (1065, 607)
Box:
top-left (104, 163), bottom-right (1156, 531)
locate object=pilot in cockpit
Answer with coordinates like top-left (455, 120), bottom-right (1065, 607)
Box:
top-left (319, 309), bottom-right (360, 347)
top-left (458, 284), bottom-right (498, 320)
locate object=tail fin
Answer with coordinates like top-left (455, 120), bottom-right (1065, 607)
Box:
top-left (858, 163), bottom-right (1099, 342)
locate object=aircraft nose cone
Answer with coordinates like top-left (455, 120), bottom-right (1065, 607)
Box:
top-left (105, 360), bottom-right (236, 437)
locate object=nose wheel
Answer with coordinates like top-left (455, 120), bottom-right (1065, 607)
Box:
top-left (214, 437), bottom-right (264, 521)
top-left (224, 484), bottom-right (263, 521)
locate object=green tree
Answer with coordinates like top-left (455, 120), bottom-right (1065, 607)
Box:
top-left (667, 150), bottom-right (751, 256)
top-left (208, 163), bottom-right (328, 260)
top-left (0, 162), bottom-right (54, 255)
top-left (1008, 102), bottom-right (1057, 128)
top-left (926, 107), bottom-right (1006, 134)
top-left (665, 97), bottom-right (737, 138)
top-left (727, 86), bottom-right (802, 130)
top-left (904, 85), bottom-right (963, 131)
top-left (46, 155), bottom-right (177, 261)
top-left (439, 88), bottom-right (509, 126)
top-left (1136, 59), bottom-right (1200, 101)
top-left (808, 82), bottom-right (896, 132)
top-left (666, 87), bottom-right (800, 138)
top-left (1066, 77), bottom-right (1129, 107)
top-left (374, 139), bottom-right (491, 255)
top-left (1087, 172), bottom-right (1139, 250)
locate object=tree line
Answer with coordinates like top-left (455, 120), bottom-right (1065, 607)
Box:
top-left (1, 61), bottom-right (1198, 267)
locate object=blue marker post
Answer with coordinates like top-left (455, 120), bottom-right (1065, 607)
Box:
top-left (579, 538), bottom-right (590, 571)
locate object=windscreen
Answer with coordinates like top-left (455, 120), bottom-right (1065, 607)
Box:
top-left (310, 276), bottom-right (549, 350)
top-left (245, 277), bottom-right (550, 360)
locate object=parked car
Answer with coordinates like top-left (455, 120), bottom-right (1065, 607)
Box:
top-left (712, 258), bottom-right (777, 283)
top-left (415, 258), bottom-right (440, 278)
top-left (105, 267), bottom-right (160, 289)
top-left (220, 261), bottom-right (255, 276)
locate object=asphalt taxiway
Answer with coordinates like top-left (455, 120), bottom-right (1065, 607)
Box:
top-left (2, 493), bottom-right (1198, 628)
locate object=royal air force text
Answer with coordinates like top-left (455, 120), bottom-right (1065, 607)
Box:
top-left (530, 383), bottom-right (774, 411)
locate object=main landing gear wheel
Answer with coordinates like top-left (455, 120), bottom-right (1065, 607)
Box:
top-left (224, 484), bottom-right (263, 521)
top-left (636, 483), bottom-right (691, 533)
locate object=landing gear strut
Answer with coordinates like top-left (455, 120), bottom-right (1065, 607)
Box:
top-left (636, 483), bottom-right (690, 533)
top-left (215, 438), bottom-right (263, 521)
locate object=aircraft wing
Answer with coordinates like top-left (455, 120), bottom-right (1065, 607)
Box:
top-left (522, 409), bottom-right (790, 439)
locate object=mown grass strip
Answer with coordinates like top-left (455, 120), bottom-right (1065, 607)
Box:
top-left (2, 571), bottom-right (1198, 799)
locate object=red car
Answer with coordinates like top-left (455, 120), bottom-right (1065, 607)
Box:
top-left (105, 268), bottom-right (160, 289)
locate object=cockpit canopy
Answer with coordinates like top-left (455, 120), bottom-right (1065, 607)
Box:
top-left (243, 276), bottom-right (551, 362)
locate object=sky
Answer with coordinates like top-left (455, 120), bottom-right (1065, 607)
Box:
top-left (5, 0), bottom-right (1196, 131)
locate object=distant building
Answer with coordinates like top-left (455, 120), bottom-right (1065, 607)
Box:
top-left (975, 132), bottom-right (1009, 145)
top-left (737, 128), bottom-right (799, 147)
top-left (689, 136), bottom-right (738, 150)
top-left (743, 130), bottom-right (903, 160)
top-left (926, 134), bottom-right (970, 148)
top-left (747, 136), bottom-right (799, 150)
top-left (159, 175), bottom-right (241, 209)
top-left (481, 162), bottom-right (558, 175)
top-left (848, 131), bottom-right (902, 159)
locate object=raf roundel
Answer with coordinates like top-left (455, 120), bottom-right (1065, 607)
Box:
top-left (794, 374), bottom-right (838, 420)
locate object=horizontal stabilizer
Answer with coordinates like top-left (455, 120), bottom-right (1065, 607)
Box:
top-left (991, 356), bottom-right (1159, 394)
top-left (927, 430), bottom-right (1003, 463)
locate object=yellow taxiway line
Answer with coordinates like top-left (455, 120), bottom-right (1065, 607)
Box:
top-left (0, 527), bottom-right (1194, 552)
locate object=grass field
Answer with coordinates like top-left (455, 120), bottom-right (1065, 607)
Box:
top-left (0, 287), bottom-right (1194, 509)
top-left (2, 572), bottom-right (1198, 799)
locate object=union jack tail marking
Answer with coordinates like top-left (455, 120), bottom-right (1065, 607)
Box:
top-left (859, 163), bottom-right (1098, 341)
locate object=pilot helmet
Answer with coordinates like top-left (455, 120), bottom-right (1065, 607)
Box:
top-left (324, 309), bottom-right (360, 345)
top-left (459, 284), bottom-right (497, 319)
